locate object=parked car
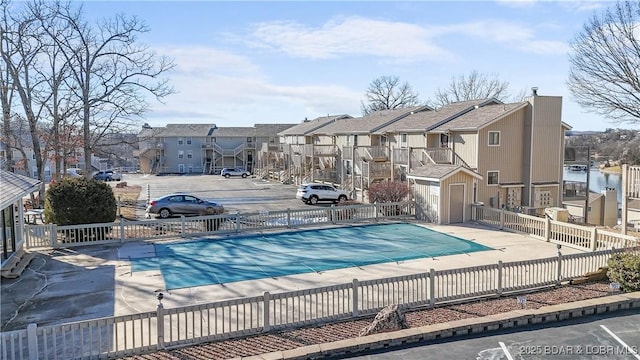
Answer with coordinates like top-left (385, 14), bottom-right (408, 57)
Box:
top-left (146, 193), bottom-right (224, 219)
top-left (65, 168), bottom-right (83, 178)
top-left (93, 170), bottom-right (122, 181)
top-left (296, 183), bottom-right (349, 205)
top-left (221, 167), bottom-right (251, 178)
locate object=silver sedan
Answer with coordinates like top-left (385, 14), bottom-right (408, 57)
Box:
top-left (146, 193), bottom-right (224, 219)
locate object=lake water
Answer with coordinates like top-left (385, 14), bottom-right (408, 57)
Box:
top-left (563, 168), bottom-right (622, 202)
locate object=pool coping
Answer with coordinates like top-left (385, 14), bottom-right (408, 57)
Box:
top-left (234, 292), bottom-right (640, 360)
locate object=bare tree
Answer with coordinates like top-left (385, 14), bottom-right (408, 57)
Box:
top-left (361, 76), bottom-right (421, 116)
top-left (50, 4), bottom-right (174, 175)
top-left (431, 70), bottom-right (522, 107)
top-left (0, 0), bottom-right (50, 197)
top-left (567, 0), bottom-right (640, 126)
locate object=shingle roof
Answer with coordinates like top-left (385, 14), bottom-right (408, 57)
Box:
top-left (141, 124), bottom-right (217, 137)
top-left (209, 126), bottom-right (257, 137)
top-left (312, 106), bottom-right (430, 135)
top-left (375, 99), bottom-right (494, 133)
top-left (430, 102), bottom-right (527, 132)
top-left (407, 163), bottom-right (482, 181)
top-left (278, 115), bottom-right (352, 136)
top-left (0, 170), bottom-right (42, 209)
top-left (254, 124), bottom-right (297, 137)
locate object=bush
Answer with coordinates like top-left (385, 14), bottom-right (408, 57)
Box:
top-left (45, 177), bottom-right (117, 226)
top-left (607, 252), bottom-right (640, 292)
top-left (367, 180), bottom-right (409, 203)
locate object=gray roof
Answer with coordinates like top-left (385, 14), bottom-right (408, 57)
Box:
top-left (430, 102), bottom-right (527, 132)
top-left (278, 115), bottom-right (352, 136)
top-left (407, 164), bottom-right (481, 181)
top-left (209, 126), bottom-right (257, 137)
top-left (375, 99), bottom-right (496, 134)
top-left (254, 123), bottom-right (297, 137)
top-left (1, 170), bottom-right (42, 209)
top-left (139, 124), bottom-right (217, 138)
top-left (313, 106), bottom-right (430, 135)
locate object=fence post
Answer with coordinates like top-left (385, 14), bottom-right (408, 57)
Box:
top-left (429, 268), bottom-right (435, 307)
top-left (120, 217), bottom-right (125, 243)
top-left (544, 217), bottom-right (551, 242)
top-left (330, 205), bottom-right (336, 224)
top-left (156, 302), bottom-right (165, 349)
top-left (27, 323), bottom-right (38, 360)
top-left (556, 247), bottom-right (563, 285)
top-left (497, 261), bottom-right (503, 295)
top-left (590, 228), bottom-right (598, 251)
top-left (263, 291), bottom-right (271, 332)
top-left (180, 215), bottom-right (186, 237)
top-left (352, 279), bottom-right (359, 316)
top-left (286, 208), bottom-right (291, 229)
top-left (235, 211), bottom-right (241, 233)
top-left (374, 202), bottom-right (379, 222)
top-left (499, 208), bottom-right (505, 230)
top-left (51, 224), bottom-right (58, 248)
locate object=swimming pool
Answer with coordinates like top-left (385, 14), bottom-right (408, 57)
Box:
top-left (130, 223), bottom-right (493, 290)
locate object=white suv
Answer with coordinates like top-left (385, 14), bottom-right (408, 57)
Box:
top-left (296, 183), bottom-right (349, 205)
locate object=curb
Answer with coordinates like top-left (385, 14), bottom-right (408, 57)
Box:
top-left (237, 292), bottom-right (640, 360)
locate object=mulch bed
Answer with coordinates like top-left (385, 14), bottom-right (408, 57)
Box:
top-left (120, 281), bottom-right (618, 360)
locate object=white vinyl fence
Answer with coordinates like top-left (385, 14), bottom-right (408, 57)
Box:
top-left (472, 205), bottom-right (639, 250)
top-left (23, 202), bottom-right (415, 250)
top-left (3, 246), bottom-right (637, 360)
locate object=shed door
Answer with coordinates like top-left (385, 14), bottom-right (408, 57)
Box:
top-left (449, 184), bottom-right (464, 223)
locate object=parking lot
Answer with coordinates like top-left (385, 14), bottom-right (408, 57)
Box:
top-left (120, 173), bottom-right (323, 216)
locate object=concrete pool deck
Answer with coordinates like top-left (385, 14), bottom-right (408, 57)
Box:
top-left (1, 221), bottom-right (589, 332)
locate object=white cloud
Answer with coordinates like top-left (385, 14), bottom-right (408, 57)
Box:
top-left (245, 16), bottom-right (454, 62)
top-left (434, 20), bottom-right (570, 54)
top-left (147, 45), bottom-right (361, 126)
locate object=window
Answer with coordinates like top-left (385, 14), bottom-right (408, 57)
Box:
top-left (187, 150), bottom-right (193, 159)
top-left (487, 171), bottom-right (499, 185)
top-left (178, 150), bottom-right (184, 159)
top-left (247, 137), bottom-right (253, 143)
top-left (379, 135), bottom-right (387, 146)
top-left (400, 134), bottom-right (408, 147)
top-left (488, 131), bottom-right (500, 146)
top-left (177, 138), bottom-right (184, 145)
top-left (186, 137), bottom-right (192, 145)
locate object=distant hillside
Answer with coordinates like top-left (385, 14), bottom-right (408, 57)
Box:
top-left (565, 128), bottom-right (640, 166)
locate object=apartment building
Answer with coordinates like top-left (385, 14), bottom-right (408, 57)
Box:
top-left (276, 92), bottom-right (569, 224)
top-left (138, 123), bottom-right (295, 175)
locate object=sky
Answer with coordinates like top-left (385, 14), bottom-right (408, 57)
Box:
top-left (81, 0), bottom-right (640, 132)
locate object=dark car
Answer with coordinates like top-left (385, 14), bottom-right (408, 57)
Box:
top-left (221, 167), bottom-right (251, 178)
top-left (146, 193), bottom-right (224, 219)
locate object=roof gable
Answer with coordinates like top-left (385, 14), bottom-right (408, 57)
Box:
top-left (407, 164), bottom-right (482, 181)
top-left (1, 170), bottom-right (42, 209)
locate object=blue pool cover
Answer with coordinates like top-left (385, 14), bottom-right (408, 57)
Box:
top-left (130, 223), bottom-right (493, 289)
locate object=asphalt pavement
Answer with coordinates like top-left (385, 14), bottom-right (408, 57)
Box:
top-left (344, 309), bottom-right (640, 360)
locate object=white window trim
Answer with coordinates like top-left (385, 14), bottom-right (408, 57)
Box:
top-left (488, 131), bottom-right (501, 146)
top-left (487, 170), bottom-right (499, 186)
top-left (187, 150), bottom-right (193, 159)
top-left (178, 150), bottom-right (184, 159)
top-left (177, 137), bottom-right (184, 145)
top-left (186, 137), bottom-right (192, 145)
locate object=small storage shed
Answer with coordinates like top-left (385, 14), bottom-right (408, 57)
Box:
top-left (408, 164), bottom-right (482, 224)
